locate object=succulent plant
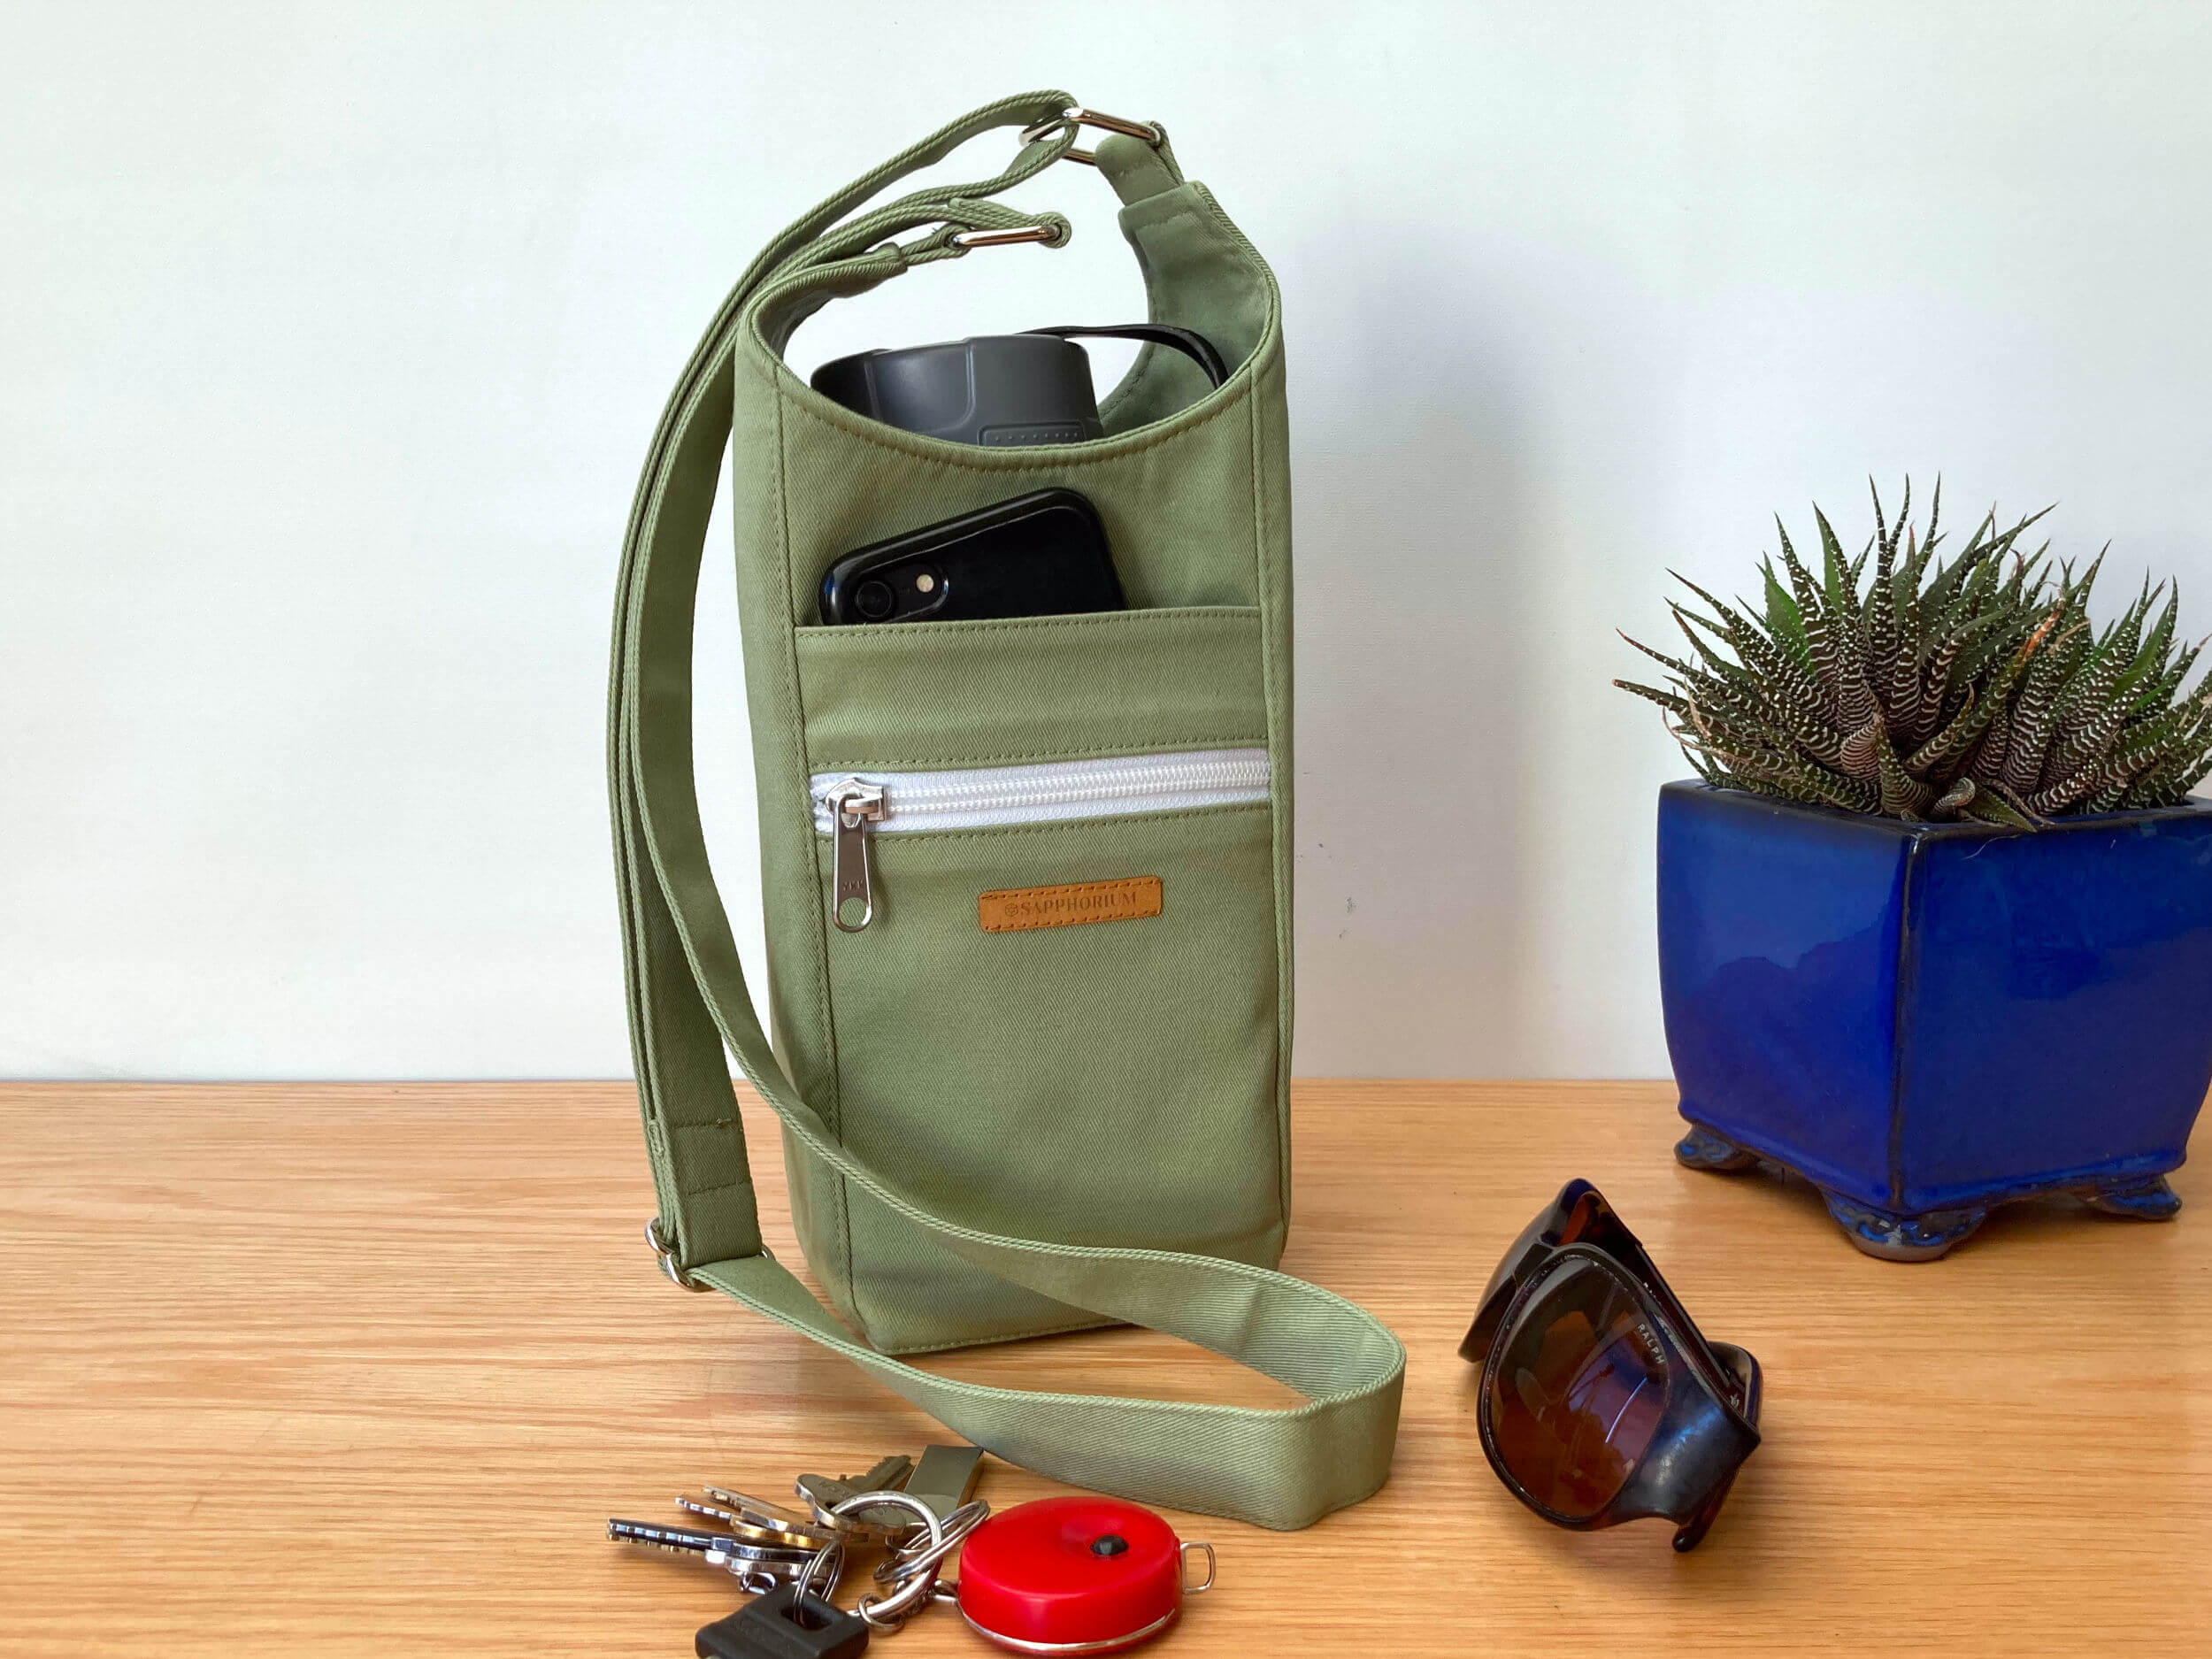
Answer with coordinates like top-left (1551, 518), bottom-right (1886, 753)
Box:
top-left (1617, 481), bottom-right (2212, 826)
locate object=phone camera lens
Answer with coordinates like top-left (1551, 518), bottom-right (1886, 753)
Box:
top-left (854, 578), bottom-right (895, 620)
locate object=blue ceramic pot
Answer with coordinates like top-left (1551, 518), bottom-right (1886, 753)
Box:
top-left (1656, 780), bottom-right (2212, 1260)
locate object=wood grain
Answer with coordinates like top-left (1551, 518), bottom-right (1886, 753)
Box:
top-left (1, 1081), bottom-right (2205, 1655)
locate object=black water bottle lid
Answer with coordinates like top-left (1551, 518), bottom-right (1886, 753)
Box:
top-left (810, 325), bottom-right (1225, 447)
top-left (810, 334), bottom-right (1102, 446)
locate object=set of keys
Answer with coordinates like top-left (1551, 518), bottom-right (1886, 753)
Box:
top-left (613, 1447), bottom-right (1215, 1657)
top-left (610, 1447), bottom-right (988, 1656)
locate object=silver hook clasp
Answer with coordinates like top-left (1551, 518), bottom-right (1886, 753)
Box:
top-left (1020, 104), bottom-right (1164, 166)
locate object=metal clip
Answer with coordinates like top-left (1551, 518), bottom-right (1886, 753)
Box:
top-left (1019, 104), bottom-right (1164, 166)
top-left (645, 1216), bottom-right (710, 1292)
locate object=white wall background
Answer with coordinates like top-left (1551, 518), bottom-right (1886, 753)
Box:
top-left (6, 2), bottom-right (2210, 1079)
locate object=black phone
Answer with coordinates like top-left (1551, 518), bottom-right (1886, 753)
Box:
top-left (817, 488), bottom-right (1123, 625)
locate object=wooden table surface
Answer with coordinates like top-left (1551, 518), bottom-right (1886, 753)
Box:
top-left (3, 1081), bottom-right (2206, 1656)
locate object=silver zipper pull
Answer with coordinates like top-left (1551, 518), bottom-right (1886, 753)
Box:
top-left (826, 780), bottom-right (887, 932)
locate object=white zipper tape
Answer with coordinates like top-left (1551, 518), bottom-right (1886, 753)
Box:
top-left (809, 748), bottom-right (1271, 835)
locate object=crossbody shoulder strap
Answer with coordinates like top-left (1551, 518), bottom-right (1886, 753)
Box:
top-left (610, 91), bottom-right (1403, 1530)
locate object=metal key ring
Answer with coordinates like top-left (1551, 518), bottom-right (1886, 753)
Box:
top-left (827, 1491), bottom-right (947, 1631)
top-left (872, 1498), bottom-right (990, 1584)
top-left (879, 1497), bottom-right (986, 1565)
top-left (790, 1533), bottom-right (848, 1606)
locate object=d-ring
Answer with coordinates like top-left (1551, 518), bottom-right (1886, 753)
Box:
top-left (1019, 105), bottom-right (1164, 166)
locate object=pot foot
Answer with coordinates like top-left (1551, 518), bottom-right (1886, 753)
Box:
top-left (1675, 1126), bottom-right (1759, 1173)
top-left (1820, 1191), bottom-right (1988, 1262)
top-left (2083, 1174), bottom-right (2182, 1221)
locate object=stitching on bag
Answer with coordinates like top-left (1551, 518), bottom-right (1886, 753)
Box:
top-left (747, 333), bottom-right (1274, 470)
top-left (1094, 200), bottom-right (1260, 428)
top-left (812, 735), bottom-right (1269, 770)
top-left (680, 1176), bottom-right (757, 1199)
top-left (1245, 363), bottom-right (1293, 1227)
top-left (773, 382), bottom-right (864, 1331)
top-left (795, 611), bottom-right (1266, 762)
top-left (1094, 205), bottom-right (1203, 426)
top-left (795, 612), bottom-right (1265, 766)
top-left (757, 339), bottom-right (1259, 462)
top-left (739, 197), bottom-right (1276, 469)
top-left (885, 1314), bottom-right (1123, 1356)
top-left (796, 606), bottom-right (1259, 645)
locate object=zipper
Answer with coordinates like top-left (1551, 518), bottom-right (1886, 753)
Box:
top-left (826, 781), bottom-right (887, 932)
top-left (812, 747), bottom-right (1271, 933)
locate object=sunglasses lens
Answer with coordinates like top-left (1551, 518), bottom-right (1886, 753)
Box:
top-left (1487, 1256), bottom-right (1672, 1520)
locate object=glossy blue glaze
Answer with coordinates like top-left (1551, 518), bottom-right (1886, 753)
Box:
top-left (1657, 781), bottom-right (2212, 1219)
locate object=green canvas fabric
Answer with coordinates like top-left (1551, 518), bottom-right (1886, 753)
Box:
top-left (609, 91), bottom-right (1404, 1529)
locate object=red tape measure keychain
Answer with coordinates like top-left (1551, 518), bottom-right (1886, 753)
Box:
top-left (953, 1496), bottom-right (1215, 1655)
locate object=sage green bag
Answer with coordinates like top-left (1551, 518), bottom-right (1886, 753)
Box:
top-left (610, 92), bottom-right (1404, 1529)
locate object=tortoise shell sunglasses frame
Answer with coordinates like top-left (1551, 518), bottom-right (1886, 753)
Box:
top-left (1458, 1179), bottom-right (1763, 1551)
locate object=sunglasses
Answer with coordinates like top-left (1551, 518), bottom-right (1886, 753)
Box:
top-left (1458, 1179), bottom-right (1762, 1550)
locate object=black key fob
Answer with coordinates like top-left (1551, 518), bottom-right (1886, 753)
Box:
top-left (695, 1585), bottom-right (870, 1659)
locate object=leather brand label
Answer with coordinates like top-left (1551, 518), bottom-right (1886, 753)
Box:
top-left (979, 876), bottom-right (1164, 933)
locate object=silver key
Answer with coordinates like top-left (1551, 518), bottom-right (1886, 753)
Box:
top-left (606, 1517), bottom-right (826, 1588)
top-left (679, 1490), bottom-right (841, 1548)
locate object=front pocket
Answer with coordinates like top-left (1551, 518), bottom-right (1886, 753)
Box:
top-left (813, 794), bottom-right (1286, 1350)
top-left (778, 602), bottom-right (1287, 1351)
